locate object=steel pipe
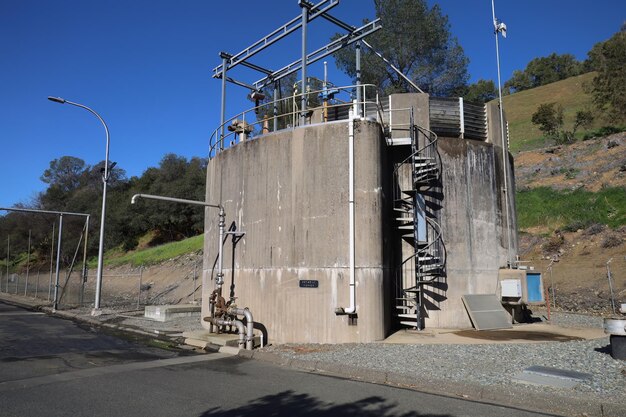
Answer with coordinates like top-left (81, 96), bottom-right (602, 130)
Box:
top-left (229, 306), bottom-right (254, 350)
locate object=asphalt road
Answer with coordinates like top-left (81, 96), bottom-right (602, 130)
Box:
top-left (0, 301), bottom-right (555, 417)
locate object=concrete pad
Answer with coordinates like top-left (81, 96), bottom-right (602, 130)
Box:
top-left (183, 330), bottom-right (238, 346)
top-left (144, 304), bottom-right (200, 322)
top-left (382, 322), bottom-right (606, 345)
top-left (182, 329), bottom-right (261, 349)
top-left (219, 346), bottom-right (241, 355)
top-left (512, 366), bottom-right (592, 389)
top-left (524, 365), bottom-right (592, 381)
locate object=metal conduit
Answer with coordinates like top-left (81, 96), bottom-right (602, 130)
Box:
top-left (335, 107), bottom-right (356, 315)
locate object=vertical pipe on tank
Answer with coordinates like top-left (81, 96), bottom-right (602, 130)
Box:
top-left (356, 41), bottom-right (362, 117)
top-left (335, 109), bottom-right (356, 315)
top-left (300, 2), bottom-right (308, 126)
top-left (273, 82), bottom-right (278, 132)
top-left (219, 54), bottom-right (228, 151)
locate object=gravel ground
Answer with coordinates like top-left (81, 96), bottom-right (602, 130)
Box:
top-left (261, 311), bottom-right (625, 405)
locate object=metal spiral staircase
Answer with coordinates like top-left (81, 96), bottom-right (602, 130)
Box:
top-left (391, 110), bottom-right (445, 330)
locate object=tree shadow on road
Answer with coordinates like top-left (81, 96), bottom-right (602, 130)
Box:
top-left (199, 390), bottom-right (451, 417)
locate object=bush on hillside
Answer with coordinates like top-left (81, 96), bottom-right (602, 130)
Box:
top-left (601, 232), bottom-right (623, 248)
top-left (582, 125), bottom-right (625, 140)
top-left (582, 223), bottom-right (605, 236)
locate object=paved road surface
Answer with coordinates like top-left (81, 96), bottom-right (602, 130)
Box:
top-left (0, 301), bottom-right (554, 417)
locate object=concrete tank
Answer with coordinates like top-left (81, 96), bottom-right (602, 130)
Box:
top-left (203, 120), bottom-right (391, 344)
top-left (202, 93), bottom-right (517, 343)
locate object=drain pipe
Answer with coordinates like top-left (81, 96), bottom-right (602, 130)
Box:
top-left (336, 109), bottom-right (356, 315)
top-left (229, 307), bottom-right (254, 350)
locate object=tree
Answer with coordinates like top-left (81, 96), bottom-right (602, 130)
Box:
top-left (332, 0), bottom-right (469, 96)
top-left (463, 79), bottom-right (497, 104)
top-left (531, 103), bottom-right (564, 139)
top-left (505, 53), bottom-right (583, 93)
top-left (588, 31), bottom-right (626, 121)
top-left (40, 156), bottom-right (86, 193)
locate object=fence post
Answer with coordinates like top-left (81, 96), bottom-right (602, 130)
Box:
top-left (137, 266), bottom-right (143, 310)
top-left (25, 229), bottom-right (31, 297)
top-left (35, 270), bottom-right (40, 298)
top-left (192, 263), bottom-right (197, 303)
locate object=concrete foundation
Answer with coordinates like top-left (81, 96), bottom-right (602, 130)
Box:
top-left (144, 304), bottom-right (201, 322)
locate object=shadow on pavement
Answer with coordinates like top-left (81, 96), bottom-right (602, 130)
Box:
top-left (199, 390), bottom-right (451, 417)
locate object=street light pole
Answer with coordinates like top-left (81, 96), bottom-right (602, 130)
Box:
top-left (48, 96), bottom-right (110, 314)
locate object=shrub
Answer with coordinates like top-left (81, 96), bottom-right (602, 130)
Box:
top-left (583, 223), bottom-right (605, 236)
top-left (542, 232), bottom-right (565, 253)
top-left (601, 233), bottom-right (623, 248)
top-left (583, 125), bottom-right (625, 140)
top-left (562, 220), bottom-right (591, 233)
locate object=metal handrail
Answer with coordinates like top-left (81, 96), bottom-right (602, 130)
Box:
top-left (208, 84), bottom-right (383, 159)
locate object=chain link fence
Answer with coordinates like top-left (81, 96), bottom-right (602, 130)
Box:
top-left (0, 259), bottom-right (203, 311)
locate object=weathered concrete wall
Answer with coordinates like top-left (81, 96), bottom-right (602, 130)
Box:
top-left (427, 138), bottom-right (505, 328)
top-left (202, 120), bottom-right (390, 344)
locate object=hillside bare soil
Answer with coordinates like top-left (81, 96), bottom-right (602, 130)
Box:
top-left (515, 133), bottom-right (626, 314)
top-left (515, 132), bottom-right (626, 192)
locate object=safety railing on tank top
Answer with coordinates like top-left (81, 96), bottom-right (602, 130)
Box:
top-left (208, 84), bottom-right (384, 159)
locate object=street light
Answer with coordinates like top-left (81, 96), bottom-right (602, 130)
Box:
top-left (48, 96), bottom-right (110, 315)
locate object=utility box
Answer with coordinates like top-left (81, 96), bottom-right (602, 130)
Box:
top-left (501, 279), bottom-right (522, 297)
top-left (498, 269), bottom-right (545, 305)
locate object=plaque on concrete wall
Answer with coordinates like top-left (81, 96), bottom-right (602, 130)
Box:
top-left (299, 280), bottom-right (319, 288)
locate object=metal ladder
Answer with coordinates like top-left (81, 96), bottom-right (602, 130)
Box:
top-left (391, 109), bottom-right (445, 330)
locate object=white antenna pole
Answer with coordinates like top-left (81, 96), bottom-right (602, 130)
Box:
top-left (492, 0), bottom-right (513, 268)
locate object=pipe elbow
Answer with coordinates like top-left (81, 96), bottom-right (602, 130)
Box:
top-left (335, 306), bottom-right (356, 315)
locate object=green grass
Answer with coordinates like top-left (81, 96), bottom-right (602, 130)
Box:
top-left (501, 72), bottom-right (601, 153)
top-left (92, 234), bottom-right (204, 268)
top-left (516, 187), bottom-right (626, 232)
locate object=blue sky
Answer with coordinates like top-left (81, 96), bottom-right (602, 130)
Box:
top-left (1, 0), bottom-right (624, 209)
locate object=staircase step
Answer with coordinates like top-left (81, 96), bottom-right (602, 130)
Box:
top-left (397, 313), bottom-right (418, 319)
top-left (414, 156), bottom-right (435, 161)
top-left (414, 162), bottom-right (436, 169)
top-left (393, 207), bottom-right (414, 213)
top-left (387, 137), bottom-right (411, 146)
top-left (419, 264), bottom-right (443, 271)
top-left (400, 321), bottom-right (418, 327)
top-left (395, 305), bottom-right (414, 310)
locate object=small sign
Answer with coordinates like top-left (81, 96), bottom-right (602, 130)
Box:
top-left (299, 280), bottom-right (319, 288)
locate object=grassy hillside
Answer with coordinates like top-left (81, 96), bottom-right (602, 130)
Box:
top-left (502, 72), bottom-right (600, 152)
top-left (91, 234), bottom-right (204, 268)
top-left (517, 186), bottom-right (626, 232)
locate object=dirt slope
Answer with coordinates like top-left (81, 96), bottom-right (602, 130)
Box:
top-left (515, 133), bottom-right (626, 314)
